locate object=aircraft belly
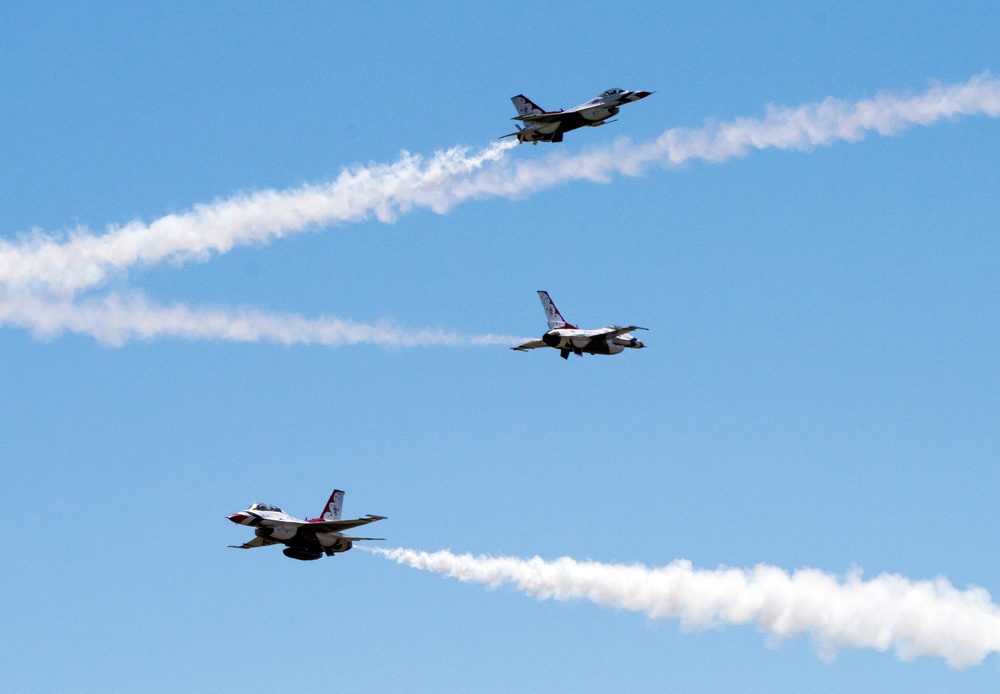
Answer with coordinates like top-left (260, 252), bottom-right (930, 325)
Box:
top-left (582, 106), bottom-right (618, 122)
top-left (555, 113), bottom-right (589, 133)
top-left (266, 524), bottom-right (297, 541)
top-left (583, 337), bottom-right (623, 355)
top-left (287, 530), bottom-right (323, 550)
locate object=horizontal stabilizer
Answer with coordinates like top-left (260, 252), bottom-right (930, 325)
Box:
top-left (600, 325), bottom-right (648, 339)
top-left (512, 339), bottom-right (547, 351)
top-left (514, 112), bottom-right (565, 124)
top-left (306, 514), bottom-right (388, 533)
top-left (229, 536), bottom-right (279, 549)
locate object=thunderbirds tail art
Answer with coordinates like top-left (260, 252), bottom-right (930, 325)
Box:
top-left (513, 291), bottom-right (646, 359)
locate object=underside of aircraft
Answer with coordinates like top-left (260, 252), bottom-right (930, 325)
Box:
top-left (501, 88), bottom-right (652, 144)
top-left (228, 490), bottom-right (386, 561)
top-left (513, 291), bottom-right (647, 359)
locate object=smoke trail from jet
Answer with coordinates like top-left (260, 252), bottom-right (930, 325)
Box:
top-left (2, 73), bottom-right (998, 297)
top-left (372, 547), bottom-right (1000, 668)
top-left (475, 72), bottom-right (1000, 194)
top-left (0, 141), bottom-right (517, 297)
top-left (0, 293), bottom-right (527, 347)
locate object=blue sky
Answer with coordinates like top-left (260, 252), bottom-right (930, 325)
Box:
top-left (2, 2), bottom-right (999, 692)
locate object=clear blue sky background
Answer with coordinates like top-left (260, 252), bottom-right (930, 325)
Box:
top-left (2, 2), bottom-right (998, 692)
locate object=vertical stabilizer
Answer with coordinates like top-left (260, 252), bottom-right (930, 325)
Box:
top-left (321, 490), bottom-right (344, 521)
top-left (538, 291), bottom-right (576, 329)
top-left (511, 94), bottom-right (546, 117)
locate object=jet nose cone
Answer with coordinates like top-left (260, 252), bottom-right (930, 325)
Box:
top-left (632, 90), bottom-right (653, 100)
top-left (228, 512), bottom-right (248, 525)
top-left (635, 341), bottom-right (645, 349)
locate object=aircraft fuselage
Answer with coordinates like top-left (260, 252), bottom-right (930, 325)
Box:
top-left (228, 508), bottom-right (356, 559)
top-left (542, 327), bottom-right (645, 356)
top-left (505, 88), bottom-right (652, 144)
top-left (228, 491), bottom-right (385, 560)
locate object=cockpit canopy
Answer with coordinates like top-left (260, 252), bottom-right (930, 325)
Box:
top-left (601, 88), bottom-right (627, 97)
top-left (249, 502), bottom-right (282, 513)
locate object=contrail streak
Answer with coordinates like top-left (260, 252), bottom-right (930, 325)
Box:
top-left (2, 73), bottom-right (998, 297)
top-left (0, 142), bottom-right (516, 297)
top-left (373, 548), bottom-right (1000, 668)
top-left (0, 293), bottom-right (526, 347)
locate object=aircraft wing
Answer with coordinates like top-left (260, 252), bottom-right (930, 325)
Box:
top-left (520, 100), bottom-right (607, 121)
top-left (597, 326), bottom-right (648, 339)
top-left (304, 515), bottom-right (387, 533)
top-left (229, 536), bottom-right (280, 549)
top-left (513, 111), bottom-right (565, 124)
top-left (512, 339), bottom-right (548, 351)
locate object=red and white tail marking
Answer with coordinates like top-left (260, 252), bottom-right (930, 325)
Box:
top-left (537, 290), bottom-right (576, 329)
top-left (321, 490), bottom-right (344, 521)
top-left (511, 94), bottom-right (546, 117)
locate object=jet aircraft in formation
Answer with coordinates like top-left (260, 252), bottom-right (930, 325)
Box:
top-left (228, 87), bottom-right (653, 561)
top-left (513, 291), bottom-right (647, 359)
top-left (228, 292), bottom-right (648, 560)
top-left (228, 489), bottom-right (386, 561)
top-left (501, 87), bottom-right (652, 144)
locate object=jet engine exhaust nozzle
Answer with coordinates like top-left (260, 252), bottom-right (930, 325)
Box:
top-left (542, 331), bottom-right (561, 348)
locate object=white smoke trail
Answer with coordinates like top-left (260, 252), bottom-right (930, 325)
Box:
top-left (373, 547), bottom-right (1000, 668)
top-left (0, 293), bottom-right (527, 347)
top-left (2, 73), bottom-right (998, 297)
top-left (0, 141), bottom-right (517, 297)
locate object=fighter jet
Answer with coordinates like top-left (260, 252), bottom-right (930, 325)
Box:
top-left (513, 291), bottom-right (647, 359)
top-left (227, 489), bottom-right (386, 561)
top-left (501, 87), bottom-right (652, 144)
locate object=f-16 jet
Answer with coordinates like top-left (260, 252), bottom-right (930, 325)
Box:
top-left (513, 290), bottom-right (647, 359)
top-left (501, 87), bottom-right (652, 144)
top-left (228, 489), bottom-right (386, 561)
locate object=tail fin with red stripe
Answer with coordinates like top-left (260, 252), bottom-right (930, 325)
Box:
top-left (320, 490), bottom-right (344, 521)
top-left (538, 291), bottom-right (576, 329)
top-left (511, 94), bottom-right (548, 117)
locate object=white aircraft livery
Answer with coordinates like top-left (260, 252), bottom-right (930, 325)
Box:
top-left (228, 489), bottom-right (386, 561)
top-left (513, 291), bottom-right (647, 360)
top-left (501, 87), bottom-right (652, 144)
